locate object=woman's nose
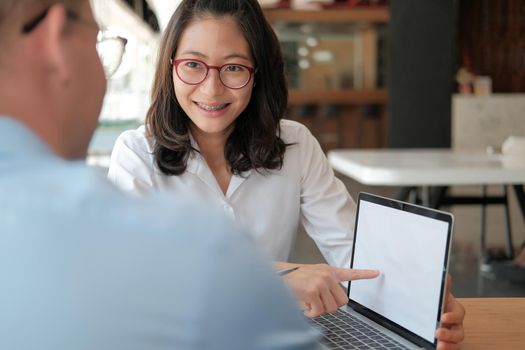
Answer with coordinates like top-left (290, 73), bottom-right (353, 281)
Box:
top-left (199, 68), bottom-right (226, 95)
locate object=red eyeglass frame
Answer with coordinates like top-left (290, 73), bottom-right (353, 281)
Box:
top-left (171, 58), bottom-right (256, 89)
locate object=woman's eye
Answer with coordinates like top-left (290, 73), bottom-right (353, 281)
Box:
top-left (185, 61), bottom-right (202, 69)
top-left (225, 65), bottom-right (243, 72)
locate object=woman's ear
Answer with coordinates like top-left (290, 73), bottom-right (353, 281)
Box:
top-left (31, 3), bottom-right (70, 83)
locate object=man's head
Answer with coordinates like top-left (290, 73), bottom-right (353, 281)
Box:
top-left (0, 0), bottom-right (106, 159)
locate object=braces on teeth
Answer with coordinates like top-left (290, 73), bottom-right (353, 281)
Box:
top-left (198, 103), bottom-right (227, 111)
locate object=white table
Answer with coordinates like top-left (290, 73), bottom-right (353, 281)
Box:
top-left (327, 149), bottom-right (525, 258)
top-left (328, 149), bottom-right (525, 187)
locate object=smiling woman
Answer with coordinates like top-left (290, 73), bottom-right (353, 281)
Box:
top-left (108, 0), bottom-right (359, 318)
top-left (145, 0), bottom-right (287, 177)
top-left (171, 16), bottom-right (257, 164)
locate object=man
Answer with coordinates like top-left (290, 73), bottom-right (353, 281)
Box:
top-left (0, 1), bottom-right (321, 349)
top-left (0, 1), bottom-right (464, 350)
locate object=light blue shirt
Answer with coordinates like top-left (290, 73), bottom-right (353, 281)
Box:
top-left (0, 117), bottom-right (319, 350)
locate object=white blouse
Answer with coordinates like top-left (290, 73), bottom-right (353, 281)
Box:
top-left (108, 119), bottom-right (356, 267)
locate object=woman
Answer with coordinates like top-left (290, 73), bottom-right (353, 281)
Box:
top-left (109, 0), bottom-right (361, 316)
top-left (108, 1), bottom-right (464, 347)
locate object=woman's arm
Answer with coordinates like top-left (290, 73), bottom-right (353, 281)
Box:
top-left (290, 121), bottom-right (356, 269)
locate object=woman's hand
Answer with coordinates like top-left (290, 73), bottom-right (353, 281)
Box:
top-left (281, 263), bottom-right (379, 318)
top-left (435, 275), bottom-right (466, 350)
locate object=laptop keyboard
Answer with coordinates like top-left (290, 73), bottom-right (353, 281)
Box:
top-left (310, 309), bottom-right (410, 349)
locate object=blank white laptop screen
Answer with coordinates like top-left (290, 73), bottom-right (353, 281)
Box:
top-left (349, 196), bottom-right (451, 343)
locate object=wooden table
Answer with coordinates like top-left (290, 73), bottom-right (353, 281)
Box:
top-left (461, 297), bottom-right (525, 350)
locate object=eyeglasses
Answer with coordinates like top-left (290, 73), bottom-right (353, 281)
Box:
top-left (21, 6), bottom-right (127, 78)
top-left (172, 58), bottom-right (255, 90)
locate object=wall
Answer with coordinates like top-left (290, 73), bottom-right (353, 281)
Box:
top-left (388, 0), bottom-right (456, 148)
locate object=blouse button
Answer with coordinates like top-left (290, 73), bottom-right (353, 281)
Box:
top-left (222, 203), bottom-right (235, 219)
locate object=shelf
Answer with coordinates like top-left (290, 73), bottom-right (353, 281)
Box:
top-left (263, 8), bottom-right (390, 23)
top-left (288, 89), bottom-right (388, 104)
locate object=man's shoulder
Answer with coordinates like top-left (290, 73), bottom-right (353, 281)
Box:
top-left (7, 159), bottom-right (237, 246)
top-left (78, 165), bottom-right (238, 241)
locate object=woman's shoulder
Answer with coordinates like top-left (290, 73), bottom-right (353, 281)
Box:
top-left (279, 119), bottom-right (314, 143)
top-left (114, 125), bottom-right (154, 153)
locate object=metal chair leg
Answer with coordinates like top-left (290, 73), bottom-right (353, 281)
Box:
top-left (396, 187), bottom-right (414, 202)
top-left (503, 185), bottom-right (514, 259)
top-left (480, 185), bottom-right (487, 260)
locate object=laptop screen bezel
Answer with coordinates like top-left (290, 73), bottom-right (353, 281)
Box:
top-left (347, 192), bottom-right (454, 349)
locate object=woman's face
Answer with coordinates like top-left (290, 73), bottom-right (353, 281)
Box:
top-left (173, 16), bottom-right (254, 139)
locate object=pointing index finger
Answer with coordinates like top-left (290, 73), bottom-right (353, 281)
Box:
top-left (335, 268), bottom-right (380, 282)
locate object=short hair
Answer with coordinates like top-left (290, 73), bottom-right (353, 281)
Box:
top-left (0, 0), bottom-right (84, 40)
top-left (0, 0), bottom-right (25, 39)
top-left (147, 0), bottom-right (288, 176)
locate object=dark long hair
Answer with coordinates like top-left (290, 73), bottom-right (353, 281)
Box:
top-left (146, 0), bottom-right (288, 176)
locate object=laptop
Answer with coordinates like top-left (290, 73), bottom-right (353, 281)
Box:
top-left (311, 192), bottom-right (454, 350)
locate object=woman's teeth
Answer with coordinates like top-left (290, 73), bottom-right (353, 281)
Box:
top-left (197, 102), bottom-right (227, 111)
